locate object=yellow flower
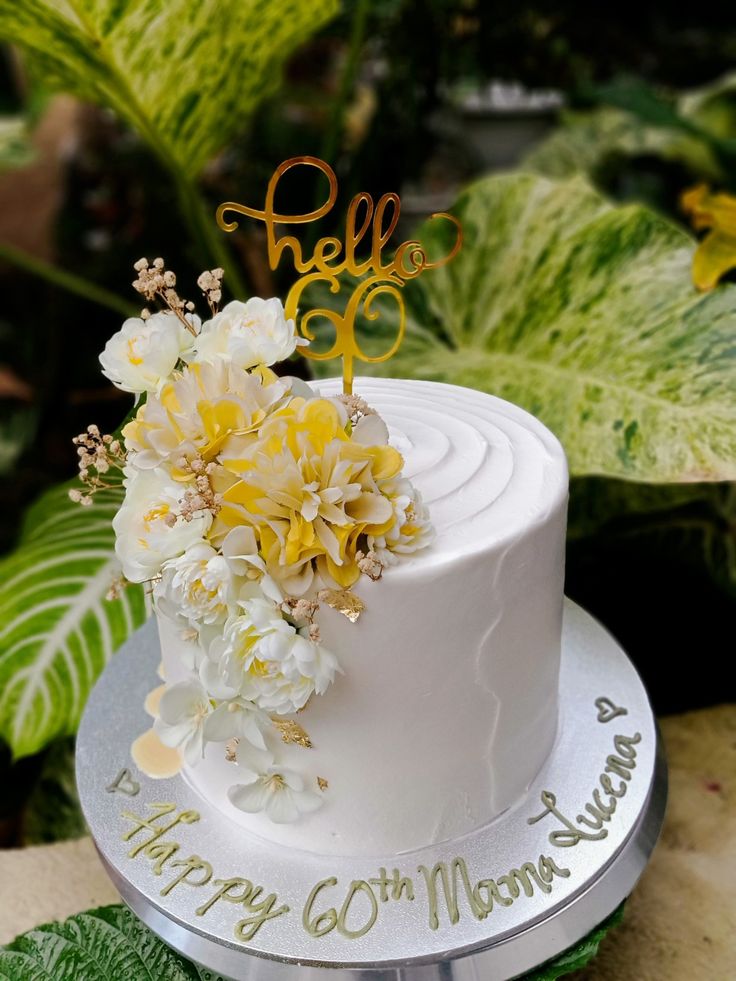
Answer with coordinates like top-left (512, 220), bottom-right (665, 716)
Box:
top-left (122, 360), bottom-right (289, 476)
top-left (681, 183), bottom-right (736, 291)
top-left (217, 397), bottom-right (402, 592)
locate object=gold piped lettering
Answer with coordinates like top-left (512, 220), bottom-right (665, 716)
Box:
top-left (160, 855), bottom-right (213, 896)
top-left (529, 730), bottom-right (642, 847)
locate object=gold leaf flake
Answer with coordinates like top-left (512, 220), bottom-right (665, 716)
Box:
top-left (317, 776), bottom-right (329, 792)
top-left (271, 718), bottom-right (312, 748)
top-left (318, 587), bottom-right (365, 622)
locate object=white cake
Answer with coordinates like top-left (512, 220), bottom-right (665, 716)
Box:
top-left (158, 377), bottom-right (568, 856)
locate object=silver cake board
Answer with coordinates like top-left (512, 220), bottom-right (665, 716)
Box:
top-left (76, 599), bottom-right (667, 980)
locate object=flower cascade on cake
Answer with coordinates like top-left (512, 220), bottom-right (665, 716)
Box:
top-left (73, 258), bottom-right (433, 824)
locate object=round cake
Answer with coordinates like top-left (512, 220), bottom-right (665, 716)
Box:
top-left (158, 376), bottom-right (568, 855)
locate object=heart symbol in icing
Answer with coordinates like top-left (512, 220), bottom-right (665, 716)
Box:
top-left (106, 768), bottom-right (141, 796)
top-left (595, 697), bottom-right (628, 724)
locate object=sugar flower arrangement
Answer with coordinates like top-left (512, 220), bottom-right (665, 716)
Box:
top-left (73, 259), bottom-right (433, 824)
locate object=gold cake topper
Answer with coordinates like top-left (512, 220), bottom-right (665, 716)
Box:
top-left (216, 156), bottom-right (462, 394)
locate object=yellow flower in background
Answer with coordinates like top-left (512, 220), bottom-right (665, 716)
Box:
top-left (681, 184), bottom-right (736, 291)
top-left (122, 360), bottom-right (289, 475)
top-left (218, 397), bottom-right (403, 593)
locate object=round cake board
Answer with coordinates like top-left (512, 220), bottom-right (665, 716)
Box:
top-left (76, 599), bottom-right (667, 980)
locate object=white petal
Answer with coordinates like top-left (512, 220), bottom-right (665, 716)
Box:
top-left (154, 717), bottom-right (194, 748)
top-left (241, 714), bottom-right (269, 751)
top-left (235, 741), bottom-right (274, 774)
top-left (352, 413), bottom-right (389, 445)
top-left (228, 780), bottom-right (271, 813)
top-left (183, 728), bottom-right (205, 766)
top-left (280, 769), bottom-right (304, 792)
top-left (348, 492), bottom-right (393, 524)
top-left (158, 680), bottom-right (206, 724)
top-left (267, 789), bottom-right (301, 824)
top-left (296, 790), bottom-right (324, 815)
top-left (202, 704), bottom-right (237, 741)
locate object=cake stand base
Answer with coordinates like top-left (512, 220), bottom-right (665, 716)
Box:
top-left (77, 600), bottom-right (666, 980)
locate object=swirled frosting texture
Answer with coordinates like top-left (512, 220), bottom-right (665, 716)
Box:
top-left (161, 378), bottom-right (569, 855)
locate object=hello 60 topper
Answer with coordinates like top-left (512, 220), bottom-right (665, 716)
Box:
top-left (216, 157), bottom-right (462, 395)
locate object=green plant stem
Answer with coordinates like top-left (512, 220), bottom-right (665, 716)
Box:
top-left (320, 0), bottom-right (371, 168)
top-left (0, 242), bottom-right (137, 317)
top-left (174, 174), bottom-right (249, 299)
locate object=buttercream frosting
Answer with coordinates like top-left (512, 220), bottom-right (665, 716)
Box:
top-left (158, 377), bottom-right (568, 855)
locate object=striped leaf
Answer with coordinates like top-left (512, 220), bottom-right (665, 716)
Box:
top-left (0, 0), bottom-right (339, 179)
top-left (312, 172), bottom-right (736, 482)
top-left (0, 482), bottom-right (148, 759)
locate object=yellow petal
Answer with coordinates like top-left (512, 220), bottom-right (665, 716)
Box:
top-left (691, 229), bottom-right (736, 291)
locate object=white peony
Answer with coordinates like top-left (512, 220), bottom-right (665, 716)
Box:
top-left (113, 468), bottom-right (211, 582)
top-left (193, 298), bottom-right (303, 369)
top-left (155, 526), bottom-right (284, 627)
top-left (204, 597), bottom-right (339, 713)
top-left (99, 311), bottom-right (197, 394)
top-left (155, 542), bottom-right (238, 626)
top-left (154, 679), bottom-right (213, 766)
top-left (228, 761), bottom-right (323, 824)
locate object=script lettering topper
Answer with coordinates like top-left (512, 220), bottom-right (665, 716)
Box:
top-left (216, 156), bottom-right (462, 394)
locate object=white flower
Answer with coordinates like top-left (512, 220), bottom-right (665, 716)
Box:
top-left (205, 597), bottom-right (339, 713)
top-left (113, 468), bottom-right (211, 582)
top-left (155, 527), bottom-right (283, 628)
top-left (193, 298), bottom-right (303, 369)
top-left (156, 542), bottom-right (237, 626)
top-left (368, 476), bottom-right (434, 565)
top-left (122, 359), bottom-right (289, 472)
top-left (220, 526), bottom-right (283, 605)
top-left (154, 679), bottom-right (213, 766)
top-left (228, 764), bottom-right (323, 824)
top-left (99, 311), bottom-right (197, 394)
top-left (203, 697), bottom-right (271, 752)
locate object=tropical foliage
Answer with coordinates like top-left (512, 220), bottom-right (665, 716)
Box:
top-left (0, 481), bottom-right (147, 759)
top-left (525, 74), bottom-right (736, 187)
top-left (0, 0), bottom-right (340, 293)
top-left (0, 902), bottom-right (622, 980)
top-left (311, 171), bottom-right (736, 483)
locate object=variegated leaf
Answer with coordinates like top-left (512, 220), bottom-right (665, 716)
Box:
top-left (311, 173), bottom-right (736, 481)
top-left (0, 482), bottom-right (148, 759)
top-left (0, 0), bottom-right (339, 178)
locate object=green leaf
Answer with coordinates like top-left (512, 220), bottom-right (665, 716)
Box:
top-left (525, 74), bottom-right (736, 186)
top-left (0, 0), bottom-right (339, 179)
top-left (0, 404), bottom-right (38, 475)
top-left (523, 106), bottom-right (717, 181)
top-left (311, 172), bottom-right (736, 481)
top-left (0, 115), bottom-right (34, 171)
top-left (0, 482), bottom-right (148, 760)
top-left (21, 738), bottom-right (87, 845)
top-left (522, 903), bottom-right (624, 979)
top-left (568, 478), bottom-right (736, 597)
top-left (0, 902), bottom-right (618, 981)
top-left (0, 906), bottom-right (211, 981)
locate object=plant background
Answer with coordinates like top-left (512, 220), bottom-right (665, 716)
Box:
top-left (0, 0), bottom-right (734, 855)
